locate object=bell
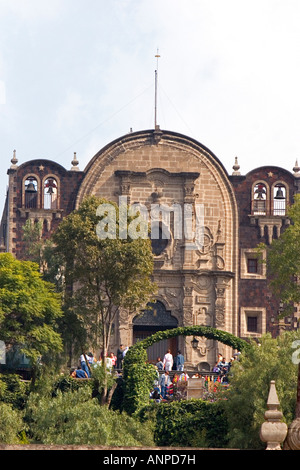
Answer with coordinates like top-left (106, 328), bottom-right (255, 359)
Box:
top-left (274, 187), bottom-right (285, 199)
top-left (25, 182), bottom-right (37, 192)
top-left (46, 186), bottom-right (54, 194)
top-left (254, 184), bottom-right (266, 200)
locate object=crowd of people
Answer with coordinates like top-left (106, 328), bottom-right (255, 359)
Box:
top-left (70, 349), bottom-right (126, 379)
top-left (212, 353), bottom-right (235, 383)
top-left (149, 351), bottom-right (237, 401)
top-left (70, 347), bottom-right (236, 403)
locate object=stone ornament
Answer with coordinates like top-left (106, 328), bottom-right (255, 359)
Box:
top-left (283, 418), bottom-right (300, 450)
top-left (260, 380), bottom-right (288, 450)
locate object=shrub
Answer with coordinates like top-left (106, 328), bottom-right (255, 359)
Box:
top-left (0, 402), bottom-right (25, 444)
top-left (122, 345), bottom-right (157, 414)
top-left (223, 331), bottom-right (300, 449)
top-left (139, 399), bottom-right (228, 448)
top-left (25, 387), bottom-right (154, 446)
top-left (0, 373), bottom-right (29, 410)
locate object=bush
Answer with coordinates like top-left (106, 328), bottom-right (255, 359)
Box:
top-left (139, 399), bottom-right (229, 448)
top-left (0, 373), bottom-right (29, 410)
top-left (0, 402), bottom-right (25, 444)
top-left (223, 331), bottom-right (300, 449)
top-left (25, 387), bottom-right (155, 446)
top-left (122, 345), bottom-right (157, 414)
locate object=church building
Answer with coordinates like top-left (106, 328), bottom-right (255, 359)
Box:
top-left (1, 126), bottom-right (299, 370)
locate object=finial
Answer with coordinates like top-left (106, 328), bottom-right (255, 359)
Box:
top-left (71, 152), bottom-right (79, 171)
top-left (232, 156), bottom-right (240, 175)
top-left (293, 159), bottom-right (300, 177)
top-left (10, 149), bottom-right (18, 169)
top-left (260, 380), bottom-right (288, 450)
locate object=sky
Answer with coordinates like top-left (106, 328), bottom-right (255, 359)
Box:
top-left (1, 0), bottom-right (300, 214)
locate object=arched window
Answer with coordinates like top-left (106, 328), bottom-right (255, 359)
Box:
top-left (252, 182), bottom-right (268, 215)
top-left (44, 177), bottom-right (58, 209)
top-left (272, 183), bottom-right (286, 216)
top-left (150, 222), bottom-right (170, 256)
top-left (24, 176), bottom-right (38, 209)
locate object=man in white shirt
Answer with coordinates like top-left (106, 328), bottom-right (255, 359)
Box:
top-left (163, 349), bottom-right (173, 371)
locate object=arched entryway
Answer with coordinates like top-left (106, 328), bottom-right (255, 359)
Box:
top-left (133, 301), bottom-right (178, 363)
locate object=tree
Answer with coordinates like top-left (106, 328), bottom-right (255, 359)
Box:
top-left (51, 196), bottom-right (156, 401)
top-left (224, 332), bottom-right (299, 449)
top-left (0, 253), bottom-right (63, 380)
top-left (259, 193), bottom-right (300, 418)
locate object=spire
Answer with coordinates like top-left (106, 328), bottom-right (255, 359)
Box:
top-left (10, 149), bottom-right (18, 169)
top-left (71, 152), bottom-right (80, 171)
top-left (232, 156), bottom-right (241, 175)
top-left (293, 159), bottom-right (300, 177)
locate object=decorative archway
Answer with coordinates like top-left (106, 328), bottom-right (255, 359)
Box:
top-left (122, 326), bottom-right (251, 414)
top-left (128, 325), bottom-right (250, 355)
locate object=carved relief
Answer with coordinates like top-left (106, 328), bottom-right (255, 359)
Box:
top-left (195, 223), bottom-right (225, 271)
top-left (214, 277), bottom-right (231, 328)
top-left (193, 336), bottom-right (214, 356)
top-left (195, 306), bottom-right (212, 327)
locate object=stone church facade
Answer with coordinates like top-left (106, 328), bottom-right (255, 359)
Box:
top-left (1, 127), bottom-right (299, 369)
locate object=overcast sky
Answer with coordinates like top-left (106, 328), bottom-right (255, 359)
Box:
top-left (1, 0), bottom-right (300, 214)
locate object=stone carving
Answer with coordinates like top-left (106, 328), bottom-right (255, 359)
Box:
top-left (214, 277), bottom-right (230, 328)
top-left (195, 225), bottom-right (225, 271)
top-left (283, 418), bottom-right (300, 450)
top-left (260, 380), bottom-right (288, 450)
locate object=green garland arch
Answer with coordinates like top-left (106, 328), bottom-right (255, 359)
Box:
top-left (131, 325), bottom-right (250, 353)
top-left (121, 326), bottom-right (251, 414)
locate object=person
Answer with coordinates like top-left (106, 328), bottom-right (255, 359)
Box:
top-left (116, 344), bottom-right (124, 369)
top-left (122, 346), bottom-right (129, 358)
top-left (217, 353), bottom-right (223, 365)
top-left (105, 353), bottom-right (113, 371)
top-left (175, 350), bottom-right (184, 371)
top-left (163, 349), bottom-right (173, 372)
top-left (219, 358), bottom-right (229, 381)
top-left (87, 352), bottom-right (95, 365)
top-left (79, 353), bottom-right (91, 377)
top-left (70, 368), bottom-right (88, 379)
top-left (159, 370), bottom-right (171, 399)
top-left (110, 352), bottom-right (117, 369)
top-left (156, 357), bottom-right (164, 370)
top-left (150, 387), bottom-right (163, 402)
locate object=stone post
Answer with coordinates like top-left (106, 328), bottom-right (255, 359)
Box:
top-left (260, 380), bottom-right (288, 450)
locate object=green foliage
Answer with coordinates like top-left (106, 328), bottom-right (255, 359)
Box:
top-left (139, 399), bottom-right (228, 448)
top-left (0, 253), bottom-right (63, 365)
top-left (122, 360), bottom-right (157, 416)
top-left (51, 373), bottom-right (94, 396)
top-left (0, 373), bottom-right (29, 410)
top-left (122, 326), bottom-right (250, 415)
top-left (25, 387), bottom-right (154, 446)
top-left (133, 325), bottom-right (250, 352)
top-left (0, 402), bottom-right (25, 444)
top-left (51, 195), bottom-right (156, 358)
top-left (223, 331), bottom-right (299, 449)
